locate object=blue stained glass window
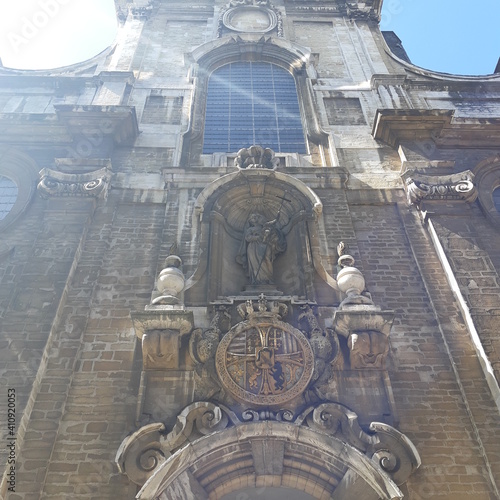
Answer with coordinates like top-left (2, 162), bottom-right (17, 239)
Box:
top-left (493, 187), bottom-right (500, 213)
top-left (203, 62), bottom-right (306, 154)
top-left (0, 176), bottom-right (18, 221)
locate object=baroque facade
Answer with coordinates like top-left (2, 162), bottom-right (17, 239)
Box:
top-left (1, 0), bottom-right (500, 499)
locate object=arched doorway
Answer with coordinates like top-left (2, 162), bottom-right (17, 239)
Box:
top-left (125, 415), bottom-right (418, 500)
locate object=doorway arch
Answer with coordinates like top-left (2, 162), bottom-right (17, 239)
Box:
top-left (137, 421), bottom-right (407, 500)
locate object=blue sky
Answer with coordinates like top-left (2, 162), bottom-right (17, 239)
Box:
top-left (380, 0), bottom-right (500, 75)
top-left (0, 0), bottom-right (498, 76)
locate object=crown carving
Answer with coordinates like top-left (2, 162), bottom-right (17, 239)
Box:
top-left (236, 294), bottom-right (288, 319)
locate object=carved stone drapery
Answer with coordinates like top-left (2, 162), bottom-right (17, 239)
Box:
top-left (236, 212), bottom-right (287, 286)
top-left (37, 166), bottom-right (111, 199)
top-left (298, 304), bottom-right (339, 385)
top-left (401, 169), bottom-right (477, 207)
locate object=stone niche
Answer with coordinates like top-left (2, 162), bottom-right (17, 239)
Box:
top-left (185, 167), bottom-right (340, 304)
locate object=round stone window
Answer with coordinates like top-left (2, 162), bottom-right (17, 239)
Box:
top-left (494, 187), bottom-right (500, 213)
top-left (223, 6), bottom-right (277, 34)
top-left (0, 175), bottom-right (18, 221)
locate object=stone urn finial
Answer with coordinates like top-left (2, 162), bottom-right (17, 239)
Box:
top-left (151, 245), bottom-right (185, 305)
top-left (336, 242), bottom-right (373, 308)
top-left (336, 242), bottom-right (365, 296)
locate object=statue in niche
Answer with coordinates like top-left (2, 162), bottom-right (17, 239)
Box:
top-left (236, 213), bottom-right (287, 285)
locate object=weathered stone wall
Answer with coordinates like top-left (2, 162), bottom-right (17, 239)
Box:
top-left (0, 0), bottom-right (499, 498)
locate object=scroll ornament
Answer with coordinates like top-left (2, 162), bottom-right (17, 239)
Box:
top-left (402, 169), bottom-right (477, 206)
top-left (116, 401), bottom-right (420, 489)
top-left (37, 167), bottom-right (111, 198)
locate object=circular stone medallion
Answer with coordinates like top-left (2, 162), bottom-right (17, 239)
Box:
top-left (223, 7), bottom-right (277, 34)
top-left (216, 317), bottom-right (314, 406)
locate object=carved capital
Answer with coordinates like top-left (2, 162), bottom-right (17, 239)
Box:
top-left (132, 310), bottom-right (194, 339)
top-left (37, 166), bottom-right (111, 199)
top-left (402, 169), bottom-right (478, 206)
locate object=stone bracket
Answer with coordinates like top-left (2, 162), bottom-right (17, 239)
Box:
top-left (401, 169), bottom-right (478, 207)
top-left (333, 308), bottom-right (394, 370)
top-left (132, 309), bottom-right (194, 371)
top-left (37, 163), bottom-right (112, 199)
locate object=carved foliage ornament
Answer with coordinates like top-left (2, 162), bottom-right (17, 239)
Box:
top-left (234, 145), bottom-right (279, 170)
top-left (402, 169), bottom-right (477, 206)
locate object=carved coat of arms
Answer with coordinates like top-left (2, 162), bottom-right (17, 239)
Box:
top-left (216, 313), bottom-right (314, 406)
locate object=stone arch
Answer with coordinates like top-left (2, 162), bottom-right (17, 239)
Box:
top-left (474, 154), bottom-right (500, 225)
top-left (0, 147), bottom-right (39, 232)
top-left (136, 422), bottom-right (404, 500)
top-left (181, 35), bottom-right (330, 167)
top-left (183, 168), bottom-right (340, 305)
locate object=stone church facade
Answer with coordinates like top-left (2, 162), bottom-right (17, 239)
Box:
top-left (1, 0), bottom-right (500, 498)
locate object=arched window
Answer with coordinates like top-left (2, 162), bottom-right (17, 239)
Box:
top-left (494, 187), bottom-right (500, 213)
top-left (203, 62), bottom-right (306, 154)
top-left (0, 176), bottom-right (18, 221)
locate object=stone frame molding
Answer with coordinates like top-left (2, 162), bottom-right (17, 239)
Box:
top-left (474, 155), bottom-right (500, 225)
top-left (0, 148), bottom-right (39, 232)
top-left (116, 401), bottom-right (420, 499)
top-left (183, 168), bottom-right (341, 303)
top-left (181, 35), bottom-right (330, 167)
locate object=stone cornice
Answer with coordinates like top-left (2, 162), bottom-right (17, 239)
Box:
top-left (373, 108), bottom-right (500, 148)
top-left (0, 105), bottom-right (139, 147)
top-left (284, 0), bottom-right (382, 20)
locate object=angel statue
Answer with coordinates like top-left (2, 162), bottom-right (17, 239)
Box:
top-left (236, 213), bottom-right (287, 285)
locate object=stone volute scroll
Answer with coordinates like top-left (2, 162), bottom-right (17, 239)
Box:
top-left (401, 169), bottom-right (478, 208)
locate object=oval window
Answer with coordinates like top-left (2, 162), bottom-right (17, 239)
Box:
top-left (493, 187), bottom-right (500, 213)
top-left (0, 176), bottom-right (18, 221)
